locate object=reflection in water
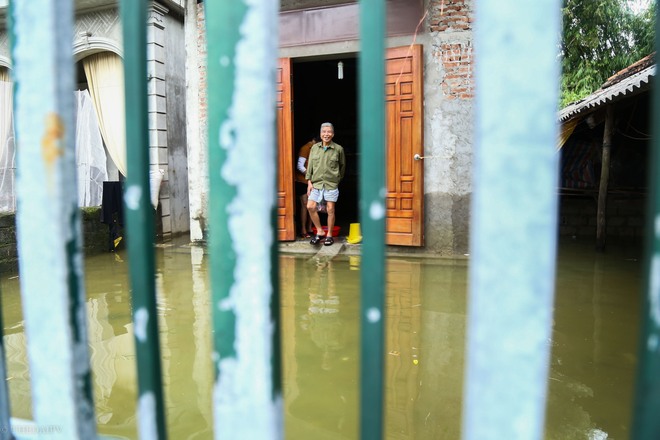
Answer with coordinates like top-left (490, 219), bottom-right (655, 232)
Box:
top-left (306, 256), bottom-right (343, 371)
top-left (284, 255), bottom-right (359, 439)
top-left (0, 239), bottom-right (642, 439)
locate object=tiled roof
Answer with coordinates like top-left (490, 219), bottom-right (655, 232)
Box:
top-left (559, 53), bottom-right (655, 122)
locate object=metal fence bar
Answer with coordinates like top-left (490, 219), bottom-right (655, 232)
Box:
top-left (9, 0), bottom-right (97, 438)
top-left (119, 1), bottom-right (167, 438)
top-left (632, 4), bottom-right (660, 437)
top-left (358, 0), bottom-right (387, 438)
top-left (204, 1), bottom-right (282, 438)
top-left (462, 2), bottom-right (560, 440)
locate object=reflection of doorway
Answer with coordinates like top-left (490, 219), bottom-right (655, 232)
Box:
top-left (292, 56), bottom-right (359, 236)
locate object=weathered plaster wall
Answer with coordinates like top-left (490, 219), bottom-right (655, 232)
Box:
top-left (186, 1), bottom-right (208, 242)
top-left (164, 12), bottom-right (190, 235)
top-left (423, 0), bottom-right (474, 255)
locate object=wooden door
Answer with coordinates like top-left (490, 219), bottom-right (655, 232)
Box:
top-left (277, 58), bottom-right (295, 241)
top-left (385, 45), bottom-right (424, 246)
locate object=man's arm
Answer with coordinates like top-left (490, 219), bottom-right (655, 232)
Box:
top-left (305, 146), bottom-right (315, 181)
top-left (339, 147), bottom-right (346, 180)
top-left (297, 156), bottom-right (307, 174)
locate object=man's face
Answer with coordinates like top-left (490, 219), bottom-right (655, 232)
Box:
top-left (320, 126), bottom-right (334, 144)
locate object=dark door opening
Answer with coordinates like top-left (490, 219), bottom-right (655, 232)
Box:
top-left (292, 56), bottom-right (359, 237)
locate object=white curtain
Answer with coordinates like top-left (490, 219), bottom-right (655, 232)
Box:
top-left (76, 90), bottom-right (108, 207)
top-left (83, 52), bottom-right (126, 177)
top-left (0, 75), bottom-right (15, 212)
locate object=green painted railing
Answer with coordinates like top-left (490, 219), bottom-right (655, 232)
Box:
top-left (205, 1), bottom-right (282, 438)
top-left (358, 1), bottom-right (387, 439)
top-left (5, 1), bottom-right (660, 440)
top-left (120, 1), bottom-right (167, 439)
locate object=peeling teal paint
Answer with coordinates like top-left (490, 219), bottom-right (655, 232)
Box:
top-left (10, 0), bottom-right (97, 438)
top-left (119, 0), bottom-right (167, 439)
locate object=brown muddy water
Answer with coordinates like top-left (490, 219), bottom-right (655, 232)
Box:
top-left (0, 237), bottom-right (642, 439)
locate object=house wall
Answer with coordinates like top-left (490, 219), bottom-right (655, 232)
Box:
top-left (0, 1), bottom-right (188, 241)
top-left (187, 0), bottom-right (476, 255)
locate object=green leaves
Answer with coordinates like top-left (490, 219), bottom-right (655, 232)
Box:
top-left (560, 0), bottom-right (655, 107)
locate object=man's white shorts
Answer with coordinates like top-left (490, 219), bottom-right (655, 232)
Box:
top-left (309, 188), bottom-right (339, 203)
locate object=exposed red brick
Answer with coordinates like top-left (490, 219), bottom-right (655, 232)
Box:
top-left (429, 0), bottom-right (474, 33)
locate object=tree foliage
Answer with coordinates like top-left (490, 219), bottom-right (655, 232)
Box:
top-left (560, 0), bottom-right (655, 107)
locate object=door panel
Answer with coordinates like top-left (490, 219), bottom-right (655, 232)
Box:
top-left (277, 58), bottom-right (295, 241)
top-left (385, 45), bottom-right (424, 246)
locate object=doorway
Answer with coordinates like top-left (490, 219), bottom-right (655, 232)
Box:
top-left (291, 56), bottom-right (359, 237)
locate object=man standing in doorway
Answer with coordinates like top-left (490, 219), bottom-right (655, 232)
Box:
top-left (306, 122), bottom-right (346, 246)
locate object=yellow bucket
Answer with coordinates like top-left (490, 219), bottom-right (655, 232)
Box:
top-left (346, 223), bottom-right (362, 244)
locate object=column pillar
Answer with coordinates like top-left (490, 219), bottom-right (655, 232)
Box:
top-left (147, 1), bottom-right (170, 239)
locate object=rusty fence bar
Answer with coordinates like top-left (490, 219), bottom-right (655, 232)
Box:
top-left (9, 0), bottom-right (97, 438)
top-left (462, 1), bottom-right (561, 439)
top-left (204, 1), bottom-right (283, 438)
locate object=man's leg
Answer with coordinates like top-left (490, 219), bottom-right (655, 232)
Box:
top-left (325, 201), bottom-right (336, 237)
top-left (307, 199), bottom-right (325, 237)
top-left (299, 194), bottom-right (307, 235)
top-left (300, 193), bottom-right (311, 234)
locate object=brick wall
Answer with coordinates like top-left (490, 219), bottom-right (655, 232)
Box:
top-left (429, 0), bottom-right (474, 100)
top-left (558, 196), bottom-right (645, 239)
top-left (429, 0), bottom-right (473, 32)
top-left (0, 208), bottom-right (109, 274)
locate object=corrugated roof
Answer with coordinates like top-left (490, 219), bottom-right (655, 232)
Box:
top-left (559, 56), bottom-right (655, 123)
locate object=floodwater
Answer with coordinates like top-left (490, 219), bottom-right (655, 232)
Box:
top-left (0, 237), bottom-right (642, 439)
